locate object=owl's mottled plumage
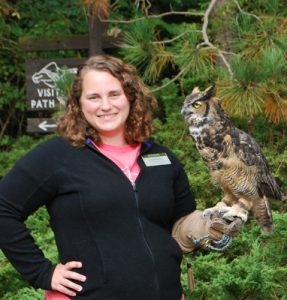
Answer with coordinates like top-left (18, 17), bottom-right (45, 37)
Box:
top-left (181, 86), bottom-right (282, 233)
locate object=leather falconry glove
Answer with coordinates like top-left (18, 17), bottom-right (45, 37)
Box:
top-left (172, 209), bottom-right (244, 253)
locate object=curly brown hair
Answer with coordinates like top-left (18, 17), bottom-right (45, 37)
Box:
top-left (57, 55), bottom-right (157, 147)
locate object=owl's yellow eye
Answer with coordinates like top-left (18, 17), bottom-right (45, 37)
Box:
top-left (192, 101), bottom-right (201, 109)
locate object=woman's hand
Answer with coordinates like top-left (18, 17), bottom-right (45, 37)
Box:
top-left (172, 210), bottom-right (244, 252)
top-left (51, 261), bottom-right (87, 297)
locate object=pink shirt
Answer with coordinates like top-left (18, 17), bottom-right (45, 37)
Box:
top-left (96, 143), bottom-right (141, 183)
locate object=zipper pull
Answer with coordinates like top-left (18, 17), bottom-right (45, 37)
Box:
top-left (187, 258), bottom-right (195, 291)
top-left (131, 181), bottom-right (137, 191)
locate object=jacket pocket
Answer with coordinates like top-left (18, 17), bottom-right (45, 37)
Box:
top-left (74, 239), bottom-right (106, 293)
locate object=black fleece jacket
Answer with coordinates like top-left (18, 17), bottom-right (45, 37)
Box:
top-left (0, 137), bottom-right (196, 300)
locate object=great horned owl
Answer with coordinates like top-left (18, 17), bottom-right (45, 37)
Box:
top-left (181, 86), bottom-right (282, 233)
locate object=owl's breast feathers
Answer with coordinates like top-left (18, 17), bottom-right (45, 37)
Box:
top-left (194, 119), bottom-right (232, 166)
top-left (194, 124), bottom-right (282, 201)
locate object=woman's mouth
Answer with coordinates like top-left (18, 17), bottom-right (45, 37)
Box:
top-left (98, 113), bottom-right (117, 120)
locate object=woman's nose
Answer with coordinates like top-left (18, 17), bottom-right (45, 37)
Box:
top-left (100, 97), bottom-right (112, 110)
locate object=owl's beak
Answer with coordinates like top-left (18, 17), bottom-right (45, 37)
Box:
top-left (181, 105), bottom-right (194, 126)
top-left (181, 105), bottom-right (192, 116)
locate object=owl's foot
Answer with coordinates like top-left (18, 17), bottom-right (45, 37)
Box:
top-left (203, 206), bottom-right (248, 223)
top-left (222, 207), bottom-right (248, 223)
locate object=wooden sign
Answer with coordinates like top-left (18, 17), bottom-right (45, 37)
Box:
top-left (26, 58), bottom-right (85, 111)
top-left (27, 118), bottom-right (57, 133)
top-left (24, 16), bottom-right (119, 133)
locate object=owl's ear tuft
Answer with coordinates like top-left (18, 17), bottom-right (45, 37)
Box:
top-left (202, 85), bottom-right (216, 101)
top-left (192, 86), bottom-right (201, 94)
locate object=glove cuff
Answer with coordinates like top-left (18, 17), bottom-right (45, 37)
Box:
top-left (172, 210), bottom-right (211, 253)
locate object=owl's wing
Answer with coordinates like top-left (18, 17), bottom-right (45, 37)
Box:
top-left (232, 128), bottom-right (282, 200)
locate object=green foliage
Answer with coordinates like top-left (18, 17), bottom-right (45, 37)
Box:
top-left (120, 0), bottom-right (287, 124)
top-left (55, 67), bottom-right (76, 95)
top-left (174, 37), bottom-right (216, 81)
top-left (0, 1), bottom-right (287, 299)
top-left (0, 0), bottom-right (87, 139)
top-left (120, 19), bottom-right (172, 83)
top-left (26, 207), bottom-right (58, 264)
top-left (234, 14), bottom-right (287, 57)
top-left (228, 47), bottom-right (286, 85)
top-left (0, 135), bottom-right (50, 178)
top-left (15, 0), bottom-right (87, 37)
top-left (243, 0), bottom-right (284, 16)
top-left (217, 47), bottom-right (287, 121)
top-left (0, 258), bottom-right (29, 300)
top-left (153, 80), bottom-right (181, 116)
top-left (260, 47), bottom-right (286, 79)
top-left (218, 82), bottom-right (266, 117)
top-left (2, 287), bottom-right (44, 300)
top-left (183, 212), bottom-right (287, 300)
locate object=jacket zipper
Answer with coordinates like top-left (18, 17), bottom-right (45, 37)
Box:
top-left (87, 140), bottom-right (160, 298)
top-left (131, 181), bottom-right (160, 300)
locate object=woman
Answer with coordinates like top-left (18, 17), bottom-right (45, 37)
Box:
top-left (0, 55), bottom-right (243, 300)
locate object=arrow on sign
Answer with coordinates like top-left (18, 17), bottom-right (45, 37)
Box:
top-left (38, 120), bottom-right (57, 132)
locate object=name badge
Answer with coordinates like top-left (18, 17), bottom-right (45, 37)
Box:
top-left (142, 153), bottom-right (171, 167)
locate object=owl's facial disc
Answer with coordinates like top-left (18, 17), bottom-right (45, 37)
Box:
top-left (181, 93), bottom-right (205, 125)
top-left (181, 104), bottom-right (194, 124)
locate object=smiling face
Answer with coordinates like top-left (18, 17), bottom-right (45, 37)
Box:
top-left (80, 70), bottom-right (130, 145)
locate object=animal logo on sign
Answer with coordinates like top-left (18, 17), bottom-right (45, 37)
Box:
top-left (32, 62), bottom-right (77, 105)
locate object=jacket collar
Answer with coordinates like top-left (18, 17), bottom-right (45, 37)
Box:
top-left (140, 140), bottom-right (154, 154)
top-left (86, 137), bottom-right (154, 154)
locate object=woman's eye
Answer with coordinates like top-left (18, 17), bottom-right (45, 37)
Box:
top-left (192, 101), bottom-right (201, 109)
top-left (86, 93), bottom-right (100, 101)
top-left (87, 95), bottom-right (99, 101)
top-left (110, 92), bottom-right (120, 98)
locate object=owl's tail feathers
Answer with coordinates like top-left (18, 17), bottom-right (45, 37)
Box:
top-left (262, 175), bottom-right (284, 201)
top-left (254, 196), bottom-right (273, 234)
top-left (260, 223), bottom-right (273, 234)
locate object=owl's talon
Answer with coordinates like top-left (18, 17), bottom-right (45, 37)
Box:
top-left (203, 206), bottom-right (248, 223)
top-left (222, 209), bottom-right (248, 223)
top-left (202, 208), bottom-right (214, 217)
top-left (203, 207), bottom-right (228, 218)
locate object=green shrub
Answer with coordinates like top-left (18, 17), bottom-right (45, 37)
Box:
top-left (183, 212), bottom-right (287, 300)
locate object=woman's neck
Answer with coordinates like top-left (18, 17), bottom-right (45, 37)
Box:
top-left (99, 134), bottom-right (128, 147)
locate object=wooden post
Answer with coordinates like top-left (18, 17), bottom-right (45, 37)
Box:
top-left (89, 16), bottom-right (108, 55)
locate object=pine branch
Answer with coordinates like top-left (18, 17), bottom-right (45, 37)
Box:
top-left (232, 0), bottom-right (271, 44)
top-left (232, 0), bottom-right (264, 27)
top-left (153, 30), bottom-right (202, 45)
top-left (198, 0), bottom-right (234, 77)
top-left (105, 0), bottom-right (239, 90)
top-left (151, 68), bottom-right (186, 93)
top-left (152, 0), bottom-right (235, 91)
top-left (98, 10), bottom-right (204, 24)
